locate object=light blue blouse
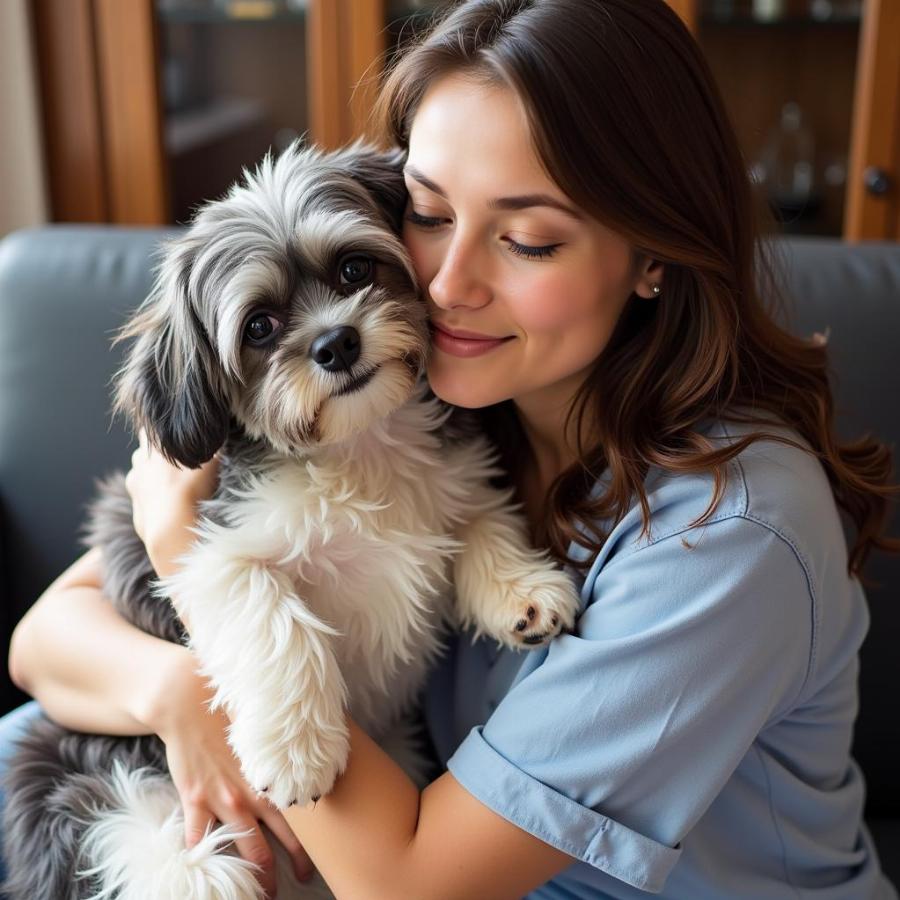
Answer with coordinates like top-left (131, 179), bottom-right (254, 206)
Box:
top-left (425, 417), bottom-right (898, 899)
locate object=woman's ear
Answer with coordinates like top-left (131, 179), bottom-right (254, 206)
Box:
top-left (635, 257), bottom-right (665, 299)
top-left (113, 237), bottom-right (231, 469)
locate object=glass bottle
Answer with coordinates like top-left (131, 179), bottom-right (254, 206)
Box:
top-left (758, 101), bottom-right (818, 225)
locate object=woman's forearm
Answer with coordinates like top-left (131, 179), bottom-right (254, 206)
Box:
top-left (8, 549), bottom-right (186, 736)
top-left (285, 719), bottom-right (422, 898)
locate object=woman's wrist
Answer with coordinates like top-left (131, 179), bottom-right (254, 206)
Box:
top-left (133, 641), bottom-right (200, 738)
top-left (144, 499), bottom-right (200, 580)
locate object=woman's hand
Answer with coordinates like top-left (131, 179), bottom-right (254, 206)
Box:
top-left (124, 429), bottom-right (219, 580)
top-left (150, 647), bottom-right (315, 895)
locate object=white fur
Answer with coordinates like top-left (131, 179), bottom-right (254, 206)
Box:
top-left (78, 763), bottom-right (264, 900)
top-left (159, 383), bottom-right (580, 810)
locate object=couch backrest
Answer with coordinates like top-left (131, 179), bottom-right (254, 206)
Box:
top-left (0, 226), bottom-right (897, 813)
top-left (0, 226), bottom-right (175, 705)
top-left (764, 236), bottom-right (900, 816)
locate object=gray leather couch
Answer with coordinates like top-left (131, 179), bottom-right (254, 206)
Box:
top-left (0, 225), bottom-right (898, 880)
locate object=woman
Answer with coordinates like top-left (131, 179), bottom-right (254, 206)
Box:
top-left (4, 1), bottom-right (898, 897)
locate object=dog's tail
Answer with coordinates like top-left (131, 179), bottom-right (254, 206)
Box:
top-left (78, 761), bottom-right (264, 900)
top-left (0, 713), bottom-right (262, 900)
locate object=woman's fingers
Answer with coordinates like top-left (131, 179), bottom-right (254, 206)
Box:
top-left (259, 805), bottom-right (315, 882)
top-left (182, 796), bottom-right (279, 897)
top-left (230, 819), bottom-right (279, 897)
top-left (182, 798), bottom-right (216, 850)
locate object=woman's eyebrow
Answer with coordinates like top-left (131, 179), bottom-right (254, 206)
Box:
top-left (403, 165), bottom-right (584, 221)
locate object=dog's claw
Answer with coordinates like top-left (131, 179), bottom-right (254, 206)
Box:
top-left (522, 632), bottom-right (549, 645)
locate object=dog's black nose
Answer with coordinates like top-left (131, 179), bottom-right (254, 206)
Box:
top-left (310, 326), bottom-right (361, 372)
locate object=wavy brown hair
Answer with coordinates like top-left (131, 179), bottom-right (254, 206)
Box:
top-left (374, 0), bottom-right (899, 579)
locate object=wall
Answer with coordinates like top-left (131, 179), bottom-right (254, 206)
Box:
top-left (0, 0), bottom-right (48, 238)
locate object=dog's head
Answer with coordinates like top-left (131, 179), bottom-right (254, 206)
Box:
top-left (114, 140), bottom-right (427, 466)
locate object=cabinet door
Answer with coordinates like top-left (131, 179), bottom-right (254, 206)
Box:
top-left (155, 0), bottom-right (312, 223)
top-left (33, 0), bottom-right (380, 225)
top-left (673, 0), bottom-right (898, 242)
top-left (33, 0), bottom-right (165, 225)
top-left (845, 0), bottom-right (900, 241)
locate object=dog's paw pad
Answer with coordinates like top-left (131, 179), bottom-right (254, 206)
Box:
top-left (514, 605), bottom-right (537, 632)
top-left (502, 582), bottom-right (578, 649)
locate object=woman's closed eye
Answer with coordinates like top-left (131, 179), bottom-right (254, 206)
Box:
top-left (503, 238), bottom-right (561, 260)
top-left (405, 210), bottom-right (449, 228)
top-left (405, 210), bottom-right (562, 260)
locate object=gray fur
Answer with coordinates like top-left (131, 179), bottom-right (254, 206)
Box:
top-left (1, 140), bottom-right (427, 899)
top-left (2, 717), bottom-right (167, 900)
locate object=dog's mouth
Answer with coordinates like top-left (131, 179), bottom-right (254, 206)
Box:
top-left (334, 366), bottom-right (379, 397)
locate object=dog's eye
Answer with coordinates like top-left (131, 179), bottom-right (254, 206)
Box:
top-left (243, 313), bottom-right (283, 346)
top-left (338, 255), bottom-right (373, 287)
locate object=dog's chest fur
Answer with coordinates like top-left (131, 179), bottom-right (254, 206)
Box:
top-left (206, 391), bottom-right (477, 734)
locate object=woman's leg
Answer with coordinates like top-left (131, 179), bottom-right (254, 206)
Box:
top-left (0, 701), bottom-right (43, 887)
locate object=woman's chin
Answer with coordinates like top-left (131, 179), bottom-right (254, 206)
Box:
top-left (426, 367), bottom-right (507, 409)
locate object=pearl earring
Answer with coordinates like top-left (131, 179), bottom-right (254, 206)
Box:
top-left (650, 283), bottom-right (661, 296)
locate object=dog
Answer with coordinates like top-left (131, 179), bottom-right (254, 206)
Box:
top-left (1, 140), bottom-right (580, 900)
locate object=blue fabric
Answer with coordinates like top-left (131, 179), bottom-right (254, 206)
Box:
top-left (0, 700), bottom-right (42, 886)
top-left (426, 417), bottom-right (899, 899)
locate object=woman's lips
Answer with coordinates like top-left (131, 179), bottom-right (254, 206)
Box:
top-left (431, 323), bottom-right (514, 358)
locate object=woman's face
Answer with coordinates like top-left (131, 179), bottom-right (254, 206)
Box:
top-left (402, 72), bottom-right (659, 414)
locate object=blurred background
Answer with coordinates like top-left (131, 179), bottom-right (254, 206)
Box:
top-left (0, 0), bottom-right (898, 242)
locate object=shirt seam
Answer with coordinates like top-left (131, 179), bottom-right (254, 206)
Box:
top-left (736, 511), bottom-right (818, 706)
top-left (753, 742), bottom-right (803, 899)
top-left (603, 458), bottom-right (747, 565)
top-left (718, 420), bottom-right (819, 705)
top-left (590, 510), bottom-right (817, 722)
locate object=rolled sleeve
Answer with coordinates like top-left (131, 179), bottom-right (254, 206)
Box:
top-left (445, 514), bottom-right (814, 893)
top-left (448, 724), bottom-right (682, 892)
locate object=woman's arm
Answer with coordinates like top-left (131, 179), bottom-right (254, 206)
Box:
top-left (285, 721), bottom-right (573, 900)
top-left (8, 547), bottom-right (184, 736)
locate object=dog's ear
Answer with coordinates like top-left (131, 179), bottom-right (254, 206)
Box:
top-left (113, 237), bottom-right (231, 469)
top-left (336, 141), bottom-right (408, 231)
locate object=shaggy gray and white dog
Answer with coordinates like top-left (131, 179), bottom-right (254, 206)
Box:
top-left (1, 141), bottom-right (580, 900)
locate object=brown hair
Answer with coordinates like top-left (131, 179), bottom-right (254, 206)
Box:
top-left (374, 0), bottom-right (899, 579)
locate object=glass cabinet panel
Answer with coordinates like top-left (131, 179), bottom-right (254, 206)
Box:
top-left (155, 0), bottom-right (310, 223)
top-left (697, 0), bottom-right (865, 236)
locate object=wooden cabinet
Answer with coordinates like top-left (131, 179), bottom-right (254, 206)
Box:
top-left (31, 0), bottom-right (385, 226)
top-left (31, 0), bottom-right (899, 241)
top-left (669, 0), bottom-right (899, 241)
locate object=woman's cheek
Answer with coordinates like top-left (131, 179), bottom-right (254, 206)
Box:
top-left (402, 228), bottom-right (437, 287)
top-left (507, 272), bottom-right (597, 332)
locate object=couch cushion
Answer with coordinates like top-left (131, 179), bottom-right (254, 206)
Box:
top-left (0, 225), bottom-right (174, 709)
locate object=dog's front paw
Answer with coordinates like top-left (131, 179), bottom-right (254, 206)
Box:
top-left (231, 718), bottom-right (350, 810)
top-left (485, 568), bottom-right (580, 650)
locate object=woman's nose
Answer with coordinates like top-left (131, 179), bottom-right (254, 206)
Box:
top-left (427, 237), bottom-right (492, 310)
